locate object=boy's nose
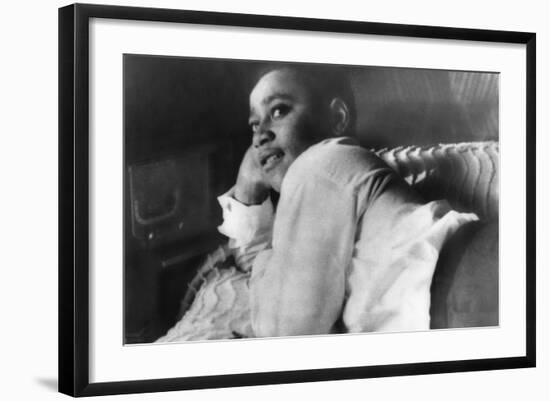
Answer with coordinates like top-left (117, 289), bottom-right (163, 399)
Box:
top-left (253, 130), bottom-right (275, 148)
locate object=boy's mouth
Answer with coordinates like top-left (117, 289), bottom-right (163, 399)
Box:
top-left (260, 150), bottom-right (284, 171)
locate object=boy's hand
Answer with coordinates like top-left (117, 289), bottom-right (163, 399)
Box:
top-left (235, 146), bottom-right (271, 205)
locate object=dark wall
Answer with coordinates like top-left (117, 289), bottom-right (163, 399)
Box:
top-left (124, 55), bottom-right (252, 164)
top-left (352, 68), bottom-right (498, 149)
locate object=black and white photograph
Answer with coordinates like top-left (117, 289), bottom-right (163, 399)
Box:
top-left (1, 0), bottom-right (545, 399)
top-left (123, 55), bottom-right (500, 344)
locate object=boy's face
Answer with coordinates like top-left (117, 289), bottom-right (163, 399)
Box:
top-left (248, 69), bottom-right (328, 192)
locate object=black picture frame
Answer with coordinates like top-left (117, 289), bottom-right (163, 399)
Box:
top-left (59, 3), bottom-right (536, 397)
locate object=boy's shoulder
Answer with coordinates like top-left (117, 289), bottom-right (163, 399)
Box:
top-left (291, 137), bottom-right (386, 178)
top-left (287, 136), bottom-right (390, 186)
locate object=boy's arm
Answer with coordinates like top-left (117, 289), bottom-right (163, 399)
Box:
top-left (249, 171), bottom-right (363, 337)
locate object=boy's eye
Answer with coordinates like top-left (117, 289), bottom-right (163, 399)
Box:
top-left (271, 104), bottom-right (290, 120)
top-left (249, 121), bottom-right (259, 132)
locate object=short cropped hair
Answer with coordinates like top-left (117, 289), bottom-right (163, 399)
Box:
top-left (249, 62), bottom-right (356, 135)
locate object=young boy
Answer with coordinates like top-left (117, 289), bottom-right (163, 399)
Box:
top-left (217, 64), bottom-right (478, 338)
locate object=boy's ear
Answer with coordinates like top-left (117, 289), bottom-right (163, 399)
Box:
top-left (329, 98), bottom-right (350, 136)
